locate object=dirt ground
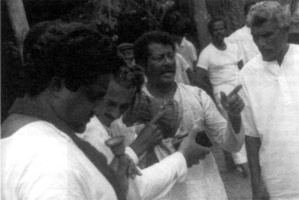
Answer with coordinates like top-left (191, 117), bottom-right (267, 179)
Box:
top-left (212, 145), bottom-right (252, 200)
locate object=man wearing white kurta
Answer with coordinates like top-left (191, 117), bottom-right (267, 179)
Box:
top-left (132, 31), bottom-right (246, 200)
top-left (80, 116), bottom-right (188, 200)
top-left (239, 2), bottom-right (299, 199)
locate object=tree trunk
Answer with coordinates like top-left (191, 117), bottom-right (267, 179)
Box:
top-left (6, 0), bottom-right (29, 62)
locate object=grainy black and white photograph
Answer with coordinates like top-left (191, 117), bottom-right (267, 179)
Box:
top-left (1, 0), bottom-right (299, 199)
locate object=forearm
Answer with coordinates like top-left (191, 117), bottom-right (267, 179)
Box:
top-left (129, 140), bottom-right (148, 157)
top-left (246, 136), bottom-right (263, 199)
top-left (228, 114), bottom-right (241, 134)
top-left (128, 152), bottom-right (187, 200)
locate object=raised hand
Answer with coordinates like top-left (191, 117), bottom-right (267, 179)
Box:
top-left (130, 110), bottom-right (166, 156)
top-left (220, 85), bottom-right (245, 117)
top-left (178, 125), bottom-right (211, 168)
top-left (106, 136), bottom-right (141, 180)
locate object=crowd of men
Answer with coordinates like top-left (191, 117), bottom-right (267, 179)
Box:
top-left (1, 1), bottom-right (299, 200)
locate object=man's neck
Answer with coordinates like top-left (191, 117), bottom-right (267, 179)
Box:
top-left (276, 43), bottom-right (290, 66)
top-left (212, 39), bottom-right (226, 51)
top-left (146, 81), bottom-right (177, 99)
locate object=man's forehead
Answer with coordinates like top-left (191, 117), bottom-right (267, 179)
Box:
top-left (148, 43), bottom-right (174, 54)
top-left (252, 20), bottom-right (278, 32)
top-left (106, 79), bottom-right (136, 98)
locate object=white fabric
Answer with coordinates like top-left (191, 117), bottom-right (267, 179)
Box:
top-left (227, 26), bottom-right (260, 64)
top-left (239, 44), bottom-right (299, 199)
top-left (197, 39), bottom-right (242, 95)
top-left (197, 41), bottom-right (247, 164)
top-left (177, 37), bottom-right (197, 70)
top-left (175, 53), bottom-right (191, 85)
top-left (116, 83), bottom-right (244, 200)
top-left (1, 121), bottom-right (118, 200)
top-left (80, 116), bottom-right (188, 200)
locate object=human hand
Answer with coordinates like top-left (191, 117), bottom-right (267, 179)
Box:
top-left (130, 110), bottom-right (166, 156)
top-left (178, 125), bottom-right (211, 168)
top-left (107, 136), bottom-right (141, 179)
top-left (220, 85), bottom-right (244, 117)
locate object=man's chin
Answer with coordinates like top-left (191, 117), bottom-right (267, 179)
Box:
top-left (262, 55), bottom-right (276, 62)
top-left (73, 125), bottom-right (87, 134)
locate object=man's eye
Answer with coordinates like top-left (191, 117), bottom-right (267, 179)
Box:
top-left (152, 55), bottom-right (163, 61)
top-left (87, 91), bottom-right (106, 102)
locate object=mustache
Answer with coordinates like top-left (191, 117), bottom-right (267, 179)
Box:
top-left (104, 113), bottom-right (115, 121)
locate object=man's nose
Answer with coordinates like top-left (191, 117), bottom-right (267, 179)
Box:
top-left (257, 37), bottom-right (267, 48)
top-left (164, 55), bottom-right (174, 65)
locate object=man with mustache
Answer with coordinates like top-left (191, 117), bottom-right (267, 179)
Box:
top-left (196, 18), bottom-right (249, 177)
top-left (83, 63), bottom-right (214, 199)
top-left (1, 21), bottom-right (210, 200)
top-left (239, 1), bottom-right (299, 199)
top-left (130, 31), bottom-right (245, 200)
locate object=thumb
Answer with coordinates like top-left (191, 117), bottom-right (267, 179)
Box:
top-left (199, 145), bottom-right (211, 155)
top-left (220, 91), bottom-right (227, 107)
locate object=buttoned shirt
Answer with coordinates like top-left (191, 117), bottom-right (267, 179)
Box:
top-left (239, 44), bottom-right (299, 199)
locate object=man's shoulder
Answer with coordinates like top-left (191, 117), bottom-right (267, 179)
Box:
top-left (289, 43), bottom-right (299, 52)
top-left (240, 55), bottom-right (263, 75)
top-left (200, 43), bottom-right (215, 56)
top-left (1, 120), bottom-right (73, 155)
top-left (177, 83), bottom-right (204, 96)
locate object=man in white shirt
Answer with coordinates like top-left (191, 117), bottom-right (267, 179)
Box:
top-left (1, 21), bottom-right (210, 200)
top-left (196, 17), bottom-right (248, 176)
top-left (227, 2), bottom-right (259, 64)
top-left (132, 31), bottom-right (245, 200)
top-left (239, 2), bottom-right (299, 199)
top-left (82, 65), bottom-right (212, 200)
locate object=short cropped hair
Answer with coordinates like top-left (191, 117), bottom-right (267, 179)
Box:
top-left (247, 1), bottom-right (291, 29)
top-left (22, 20), bottom-right (124, 96)
top-left (134, 31), bottom-right (175, 68)
top-left (207, 17), bottom-right (227, 35)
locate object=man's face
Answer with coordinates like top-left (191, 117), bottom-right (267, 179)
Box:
top-left (145, 43), bottom-right (176, 85)
top-left (251, 20), bottom-right (288, 62)
top-left (121, 49), bottom-right (135, 67)
top-left (94, 79), bottom-right (136, 127)
top-left (53, 74), bottom-right (111, 133)
top-left (211, 21), bottom-right (226, 43)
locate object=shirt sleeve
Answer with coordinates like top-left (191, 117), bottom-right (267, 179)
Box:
top-left (201, 90), bottom-right (245, 152)
top-left (189, 43), bottom-right (198, 62)
top-left (127, 152), bottom-right (187, 200)
top-left (17, 146), bottom-right (95, 200)
top-left (196, 48), bottom-right (209, 70)
top-left (238, 73), bottom-right (260, 138)
top-left (176, 53), bottom-right (190, 71)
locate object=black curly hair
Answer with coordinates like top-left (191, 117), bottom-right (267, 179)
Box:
top-left (112, 65), bottom-right (145, 95)
top-left (22, 20), bottom-right (124, 96)
top-left (134, 31), bottom-right (175, 68)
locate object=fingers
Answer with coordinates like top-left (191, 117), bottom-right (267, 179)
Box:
top-left (105, 136), bottom-right (125, 157)
top-left (220, 91), bottom-right (227, 108)
top-left (228, 85), bottom-right (242, 98)
top-left (197, 145), bottom-right (211, 155)
top-left (149, 110), bottom-right (166, 125)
